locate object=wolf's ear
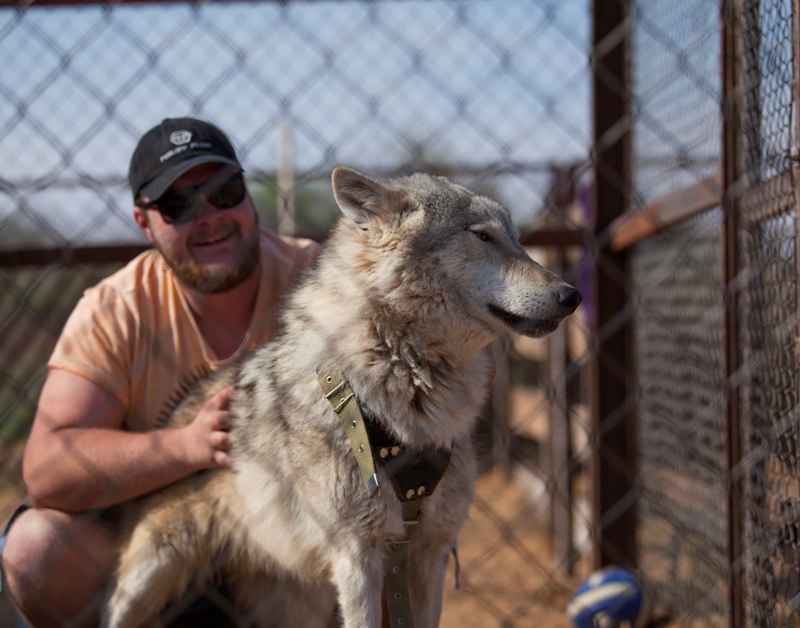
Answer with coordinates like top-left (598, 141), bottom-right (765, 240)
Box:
top-left (332, 167), bottom-right (404, 230)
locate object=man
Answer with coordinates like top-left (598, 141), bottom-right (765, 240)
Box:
top-left (0, 118), bottom-right (319, 627)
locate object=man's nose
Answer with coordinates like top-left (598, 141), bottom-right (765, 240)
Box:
top-left (192, 193), bottom-right (221, 221)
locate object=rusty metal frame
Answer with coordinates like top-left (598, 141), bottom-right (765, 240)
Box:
top-left (548, 166), bottom-right (577, 577)
top-left (793, 0), bottom-right (800, 359)
top-left (1, 0), bottom-right (250, 6)
top-left (738, 169), bottom-right (795, 224)
top-left (0, 244), bottom-right (150, 266)
top-left (591, 0), bottom-right (636, 569)
top-left (722, 1), bottom-right (743, 627)
top-left (0, 228), bottom-right (590, 268)
top-left (794, 0), bottom-right (800, 618)
top-left (610, 173), bottom-right (723, 251)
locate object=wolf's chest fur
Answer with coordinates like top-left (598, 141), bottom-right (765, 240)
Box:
top-left (219, 339), bottom-right (483, 573)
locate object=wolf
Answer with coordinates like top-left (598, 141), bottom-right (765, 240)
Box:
top-left (103, 167), bottom-right (582, 628)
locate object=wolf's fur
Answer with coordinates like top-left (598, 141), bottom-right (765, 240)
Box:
top-left (104, 167), bottom-right (581, 628)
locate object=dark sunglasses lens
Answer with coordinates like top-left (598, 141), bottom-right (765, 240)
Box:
top-left (206, 175), bottom-right (246, 209)
top-left (157, 193), bottom-right (191, 224)
top-left (154, 173), bottom-right (245, 224)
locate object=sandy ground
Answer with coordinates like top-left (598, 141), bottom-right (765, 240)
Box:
top-left (439, 469), bottom-right (583, 628)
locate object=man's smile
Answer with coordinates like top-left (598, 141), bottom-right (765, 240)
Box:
top-left (193, 230), bottom-right (234, 247)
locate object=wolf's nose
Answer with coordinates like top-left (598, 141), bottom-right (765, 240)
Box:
top-left (556, 286), bottom-right (582, 313)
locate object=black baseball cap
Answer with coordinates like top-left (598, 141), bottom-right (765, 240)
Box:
top-left (129, 118), bottom-right (243, 202)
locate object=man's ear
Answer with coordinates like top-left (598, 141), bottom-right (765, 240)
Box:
top-left (133, 206), bottom-right (155, 244)
top-left (331, 166), bottom-right (406, 231)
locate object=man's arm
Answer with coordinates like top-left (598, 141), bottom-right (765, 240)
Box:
top-left (23, 369), bottom-right (232, 512)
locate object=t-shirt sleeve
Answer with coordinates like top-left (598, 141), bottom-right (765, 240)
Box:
top-left (48, 284), bottom-right (136, 409)
top-left (303, 239), bottom-right (321, 267)
top-left (284, 238), bottom-right (322, 268)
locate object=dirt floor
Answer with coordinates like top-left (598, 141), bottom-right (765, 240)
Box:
top-left (439, 469), bottom-right (583, 628)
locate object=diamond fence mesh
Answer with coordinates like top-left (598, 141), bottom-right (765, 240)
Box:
top-left (629, 0), bottom-right (800, 626)
top-left (630, 0), bottom-right (729, 624)
top-left (736, 0), bottom-right (799, 625)
top-left (2, 0), bottom-right (800, 627)
top-left (0, 1), bottom-right (595, 627)
top-left (632, 209), bottom-right (729, 624)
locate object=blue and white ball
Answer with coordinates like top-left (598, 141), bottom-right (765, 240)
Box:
top-left (566, 566), bottom-right (650, 628)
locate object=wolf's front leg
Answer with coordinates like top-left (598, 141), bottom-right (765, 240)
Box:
top-left (330, 545), bottom-right (384, 628)
top-left (408, 545), bottom-right (450, 628)
top-left (103, 520), bottom-right (204, 628)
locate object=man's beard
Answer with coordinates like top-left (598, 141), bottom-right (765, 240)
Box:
top-left (155, 226), bottom-right (261, 294)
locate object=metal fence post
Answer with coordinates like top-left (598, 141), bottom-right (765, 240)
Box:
top-left (721, 3), bottom-right (743, 627)
top-left (549, 166), bottom-right (575, 576)
top-left (591, 0), bottom-right (636, 569)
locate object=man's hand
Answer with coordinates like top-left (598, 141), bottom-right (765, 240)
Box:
top-left (25, 370), bottom-right (236, 511)
top-left (182, 387), bottom-right (234, 470)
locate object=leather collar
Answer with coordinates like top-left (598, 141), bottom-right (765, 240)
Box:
top-left (361, 410), bottom-right (452, 502)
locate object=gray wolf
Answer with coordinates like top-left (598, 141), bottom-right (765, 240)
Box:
top-left (103, 167), bottom-right (582, 628)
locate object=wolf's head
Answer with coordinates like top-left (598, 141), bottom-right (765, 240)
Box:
top-left (330, 167), bottom-right (581, 346)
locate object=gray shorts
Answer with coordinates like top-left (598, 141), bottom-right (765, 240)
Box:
top-left (0, 499), bottom-right (30, 593)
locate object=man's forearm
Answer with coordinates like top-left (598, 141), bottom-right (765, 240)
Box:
top-left (24, 426), bottom-right (199, 511)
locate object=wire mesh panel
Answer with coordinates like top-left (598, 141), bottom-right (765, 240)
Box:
top-left (630, 0), bottom-right (722, 204)
top-left (610, 0), bottom-right (800, 624)
top-left (735, 0), bottom-right (799, 624)
top-left (629, 0), bottom-right (728, 623)
top-left (632, 209), bottom-right (728, 625)
top-left (0, 1), bottom-right (594, 626)
top-left (0, 0), bottom-right (591, 248)
top-left (739, 212), bottom-right (798, 627)
top-left (0, 263), bottom-right (129, 514)
top-left (10, 0), bottom-right (800, 624)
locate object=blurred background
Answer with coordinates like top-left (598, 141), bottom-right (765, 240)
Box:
top-left (0, 0), bottom-right (797, 626)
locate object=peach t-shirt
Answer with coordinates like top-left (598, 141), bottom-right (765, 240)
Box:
top-left (48, 229), bottom-right (319, 432)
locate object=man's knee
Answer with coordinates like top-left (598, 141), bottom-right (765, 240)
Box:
top-left (4, 508), bottom-right (58, 586)
top-left (2, 508), bottom-right (116, 626)
top-left (5, 508), bottom-right (110, 576)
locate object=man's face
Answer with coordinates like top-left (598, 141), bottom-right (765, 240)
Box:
top-left (134, 163), bottom-right (260, 294)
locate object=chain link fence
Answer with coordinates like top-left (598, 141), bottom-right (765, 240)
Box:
top-left (3, 0), bottom-right (800, 627)
top-left (630, 0), bottom-right (729, 624)
top-left (628, 0), bottom-right (800, 626)
top-left (736, 0), bottom-right (799, 624)
top-left (0, 1), bottom-right (594, 626)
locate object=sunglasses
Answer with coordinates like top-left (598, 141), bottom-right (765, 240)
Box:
top-left (140, 169), bottom-right (247, 225)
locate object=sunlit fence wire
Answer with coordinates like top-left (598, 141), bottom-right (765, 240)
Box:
top-left (0, 2), bottom-right (595, 627)
top-left (2, 0), bottom-right (800, 627)
top-left (629, 0), bottom-right (730, 623)
top-left (735, 0), bottom-right (799, 624)
top-left (629, 0), bottom-right (800, 626)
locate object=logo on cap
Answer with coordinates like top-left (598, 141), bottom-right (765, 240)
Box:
top-left (170, 131), bottom-right (192, 146)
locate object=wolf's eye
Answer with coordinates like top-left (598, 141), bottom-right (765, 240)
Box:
top-left (473, 230), bottom-right (491, 242)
